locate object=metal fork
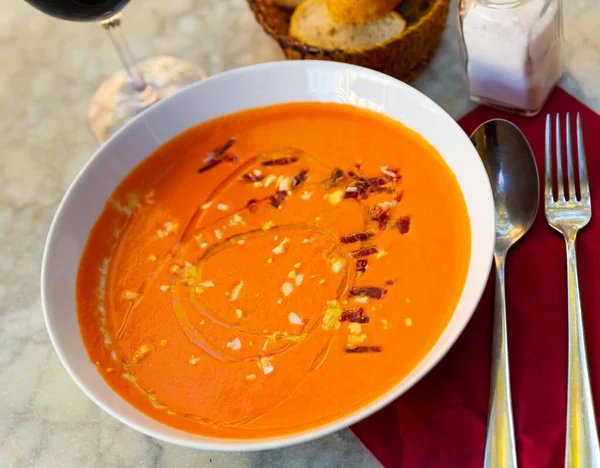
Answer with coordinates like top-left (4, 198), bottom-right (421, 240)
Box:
top-left (545, 113), bottom-right (600, 468)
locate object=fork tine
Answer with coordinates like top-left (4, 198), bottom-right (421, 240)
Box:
top-left (577, 113), bottom-right (591, 199)
top-left (555, 114), bottom-right (565, 201)
top-left (566, 113), bottom-right (577, 200)
top-left (545, 114), bottom-right (554, 203)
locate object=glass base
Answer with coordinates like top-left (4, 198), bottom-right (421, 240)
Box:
top-left (88, 55), bottom-right (206, 143)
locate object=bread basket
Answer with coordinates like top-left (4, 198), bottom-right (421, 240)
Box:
top-left (247, 0), bottom-right (450, 82)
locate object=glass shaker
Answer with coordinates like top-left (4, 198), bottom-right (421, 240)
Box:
top-left (457, 0), bottom-right (564, 116)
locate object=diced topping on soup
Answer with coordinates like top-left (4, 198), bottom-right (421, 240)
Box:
top-left (197, 137), bottom-right (237, 173)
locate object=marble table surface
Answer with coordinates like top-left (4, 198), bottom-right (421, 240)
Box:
top-left (1, 0), bottom-right (599, 466)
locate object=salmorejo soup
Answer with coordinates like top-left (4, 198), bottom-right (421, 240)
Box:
top-left (77, 102), bottom-right (471, 439)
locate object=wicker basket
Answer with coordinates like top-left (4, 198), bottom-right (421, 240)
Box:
top-left (247, 0), bottom-right (450, 82)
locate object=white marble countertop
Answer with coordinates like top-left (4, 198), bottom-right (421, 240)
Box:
top-left (1, 0), bottom-right (599, 466)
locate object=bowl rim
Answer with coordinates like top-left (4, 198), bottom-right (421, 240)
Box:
top-left (41, 60), bottom-right (494, 451)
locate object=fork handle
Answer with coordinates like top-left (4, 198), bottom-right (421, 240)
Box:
top-left (565, 236), bottom-right (600, 468)
top-left (484, 253), bottom-right (518, 468)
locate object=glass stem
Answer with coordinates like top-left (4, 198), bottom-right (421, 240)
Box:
top-left (100, 13), bottom-right (147, 92)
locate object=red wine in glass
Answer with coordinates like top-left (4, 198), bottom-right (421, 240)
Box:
top-left (24, 0), bottom-right (131, 22)
top-left (23, 0), bottom-right (205, 142)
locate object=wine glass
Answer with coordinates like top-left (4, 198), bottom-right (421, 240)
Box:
top-left (24, 0), bottom-right (206, 143)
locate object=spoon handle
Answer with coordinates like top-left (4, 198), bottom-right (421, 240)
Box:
top-left (564, 236), bottom-right (600, 468)
top-left (484, 253), bottom-right (518, 468)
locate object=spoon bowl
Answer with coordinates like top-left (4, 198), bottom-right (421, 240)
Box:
top-left (471, 119), bottom-right (540, 253)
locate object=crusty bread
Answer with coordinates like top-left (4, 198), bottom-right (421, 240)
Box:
top-left (273, 0), bottom-right (305, 7)
top-left (290, 0), bottom-right (406, 50)
top-left (325, 0), bottom-right (401, 23)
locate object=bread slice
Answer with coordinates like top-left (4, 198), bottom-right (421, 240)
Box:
top-left (325, 0), bottom-right (401, 23)
top-left (290, 0), bottom-right (406, 50)
top-left (273, 0), bottom-right (305, 7)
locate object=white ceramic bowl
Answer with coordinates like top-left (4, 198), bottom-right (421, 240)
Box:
top-left (41, 61), bottom-right (495, 451)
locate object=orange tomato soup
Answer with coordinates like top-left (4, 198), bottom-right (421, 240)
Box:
top-left (77, 102), bottom-right (471, 438)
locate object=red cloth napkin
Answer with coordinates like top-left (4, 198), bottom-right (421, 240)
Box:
top-left (351, 87), bottom-right (600, 468)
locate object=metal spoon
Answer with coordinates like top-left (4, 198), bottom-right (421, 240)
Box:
top-left (471, 119), bottom-right (540, 468)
